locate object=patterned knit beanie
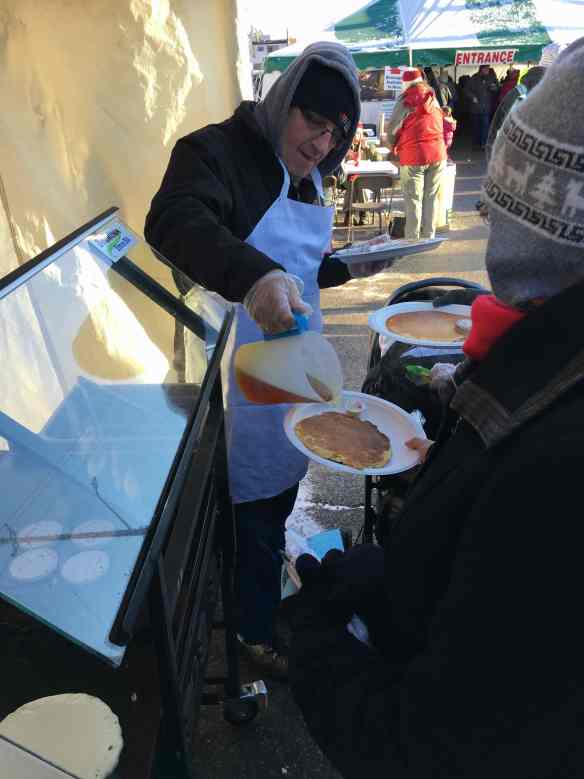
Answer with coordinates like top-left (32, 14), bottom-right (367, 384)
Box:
top-left (483, 36), bottom-right (584, 308)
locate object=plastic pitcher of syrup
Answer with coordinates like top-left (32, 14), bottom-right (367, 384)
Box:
top-left (234, 314), bottom-right (343, 405)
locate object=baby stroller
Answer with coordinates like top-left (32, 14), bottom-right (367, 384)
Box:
top-left (361, 277), bottom-right (487, 545)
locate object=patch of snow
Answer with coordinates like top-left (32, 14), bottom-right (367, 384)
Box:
top-left (286, 473), bottom-right (322, 539)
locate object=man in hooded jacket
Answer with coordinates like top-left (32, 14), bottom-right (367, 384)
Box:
top-left (144, 42), bottom-right (389, 679)
top-left (464, 64), bottom-right (499, 149)
top-left (385, 68), bottom-right (447, 240)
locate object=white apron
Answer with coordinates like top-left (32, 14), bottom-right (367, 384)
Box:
top-left (223, 161), bottom-right (334, 504)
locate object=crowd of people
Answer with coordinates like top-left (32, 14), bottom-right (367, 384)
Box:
top-left (145, 34), bottom-right (584, 779)
top-left (344, 55), bottom-right (558, 242)
top-left (336, 59), bottom-right (543, 241)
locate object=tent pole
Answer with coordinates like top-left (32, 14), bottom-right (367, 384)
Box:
top-left (408, 47), bottom-right (413, 67)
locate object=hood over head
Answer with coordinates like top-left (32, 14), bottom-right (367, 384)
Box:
top-left (403, 82), bottom-right (436, 113)
top-left (254, 41), bottom-right (360, 176)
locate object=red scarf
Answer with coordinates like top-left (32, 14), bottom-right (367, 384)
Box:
top-left (464, 294), bottom-right (526, 362)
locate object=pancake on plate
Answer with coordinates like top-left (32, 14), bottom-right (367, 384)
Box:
top-left (294, 411), bottom-right (390, 469)
top-left (386, 310), bottom-right (469, 342)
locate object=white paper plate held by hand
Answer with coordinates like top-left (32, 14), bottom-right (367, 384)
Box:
top-left (284, 391), bottom-right (426, 476)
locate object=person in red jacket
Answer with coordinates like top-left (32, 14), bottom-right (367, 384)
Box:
top-left (386, 68), bottom-right (447, 239)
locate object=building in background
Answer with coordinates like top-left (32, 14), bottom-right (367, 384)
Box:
top-left (249, 29), bottom-right (292, 99)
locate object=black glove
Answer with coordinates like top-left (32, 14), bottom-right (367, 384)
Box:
top-left (432, 288), bottom-right (488, 308)
top-left (279, 545), bottom-right (384, 632)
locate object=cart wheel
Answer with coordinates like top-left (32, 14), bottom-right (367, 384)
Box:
top-left (223, 696), bottom-right (259, 725)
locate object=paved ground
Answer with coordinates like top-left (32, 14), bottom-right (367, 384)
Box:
top-left (191, 142), bottom-right (489, 778)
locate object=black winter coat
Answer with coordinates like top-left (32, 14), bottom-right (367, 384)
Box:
top-left (144, 101), bottom-right (350, 302)
top-left (464, 71), bottom-right (499, 114)
top-left (289, 280), bottom-right (584, 778)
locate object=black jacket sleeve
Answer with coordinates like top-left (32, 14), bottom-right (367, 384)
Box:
top-left (318, 254), bottom-right (351, 288)
top-left (289, 449), bottom-right (583, 778)
top-left (144, 139), bottom-right (284, 302)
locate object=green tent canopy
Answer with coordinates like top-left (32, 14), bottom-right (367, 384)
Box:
top-left (263, 0), bottom-right (583, 72)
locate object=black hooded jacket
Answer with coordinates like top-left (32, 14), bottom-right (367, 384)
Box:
top-left (144, 101), bottom-right (351, 302)
top-left (287, 279), bottom-right (584, 778)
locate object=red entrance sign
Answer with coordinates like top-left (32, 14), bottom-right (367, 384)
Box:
top-left (455, 49), bottom-right (516, 66)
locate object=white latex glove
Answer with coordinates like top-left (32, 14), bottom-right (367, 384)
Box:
top-left (243, 270), bottom-right (313, 335)
top-left (349, 259), bottom-right (391, 279)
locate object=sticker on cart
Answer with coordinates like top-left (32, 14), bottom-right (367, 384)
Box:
top-left (88, 222), bottom-right (137, 262)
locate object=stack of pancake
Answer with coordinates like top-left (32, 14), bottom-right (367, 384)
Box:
top-left (294, 411), bottom-right (390, 470)
top-left (386, 310), bottom-right (470, 342)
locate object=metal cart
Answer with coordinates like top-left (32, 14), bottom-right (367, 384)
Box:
top-left (0, 208), bottom-right (265, 779)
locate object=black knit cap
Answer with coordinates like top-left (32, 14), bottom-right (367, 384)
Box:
top-left (290, 61), bottom-right (355, 137)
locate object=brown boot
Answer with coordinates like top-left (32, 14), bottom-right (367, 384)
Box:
top-left (238, 637), bottom-right (288, 681)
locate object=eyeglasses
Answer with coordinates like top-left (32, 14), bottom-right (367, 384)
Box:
top-left (299, 108), bottom-right (344, 146)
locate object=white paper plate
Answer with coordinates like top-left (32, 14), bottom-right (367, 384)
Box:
top-left (331, 237), bottom-right (446, 265)
top-left (368, 301), bottom-right (472, 347)
top-left (284, 390), bottom-right (425, 476)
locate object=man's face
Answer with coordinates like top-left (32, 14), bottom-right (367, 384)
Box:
top-left (281, 107), bottom-right (342, 178)
top-left (479, 66), bottom-right (490, 77)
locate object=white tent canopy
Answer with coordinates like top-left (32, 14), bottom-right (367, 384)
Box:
top-left (405, 0), bottom-right (584, 54)
top-left (264, 0), bottom-right (584, 71)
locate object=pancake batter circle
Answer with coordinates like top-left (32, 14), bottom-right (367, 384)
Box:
top-left (9, 548), bottom-right (59, 582)
top-left (61, 550), bottom-right (110, 584)
top-left (0, 693), bottom-right (123, 778)
top-left (17, 520), bottom-right (63, 548)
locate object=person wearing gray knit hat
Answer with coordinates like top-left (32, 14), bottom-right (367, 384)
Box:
top-left (483, 36), bottom-right (584, 308)
top-left (282, 37), bottom-right (584, 779)
top-left (145, 40), bottom-right (394, 681)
